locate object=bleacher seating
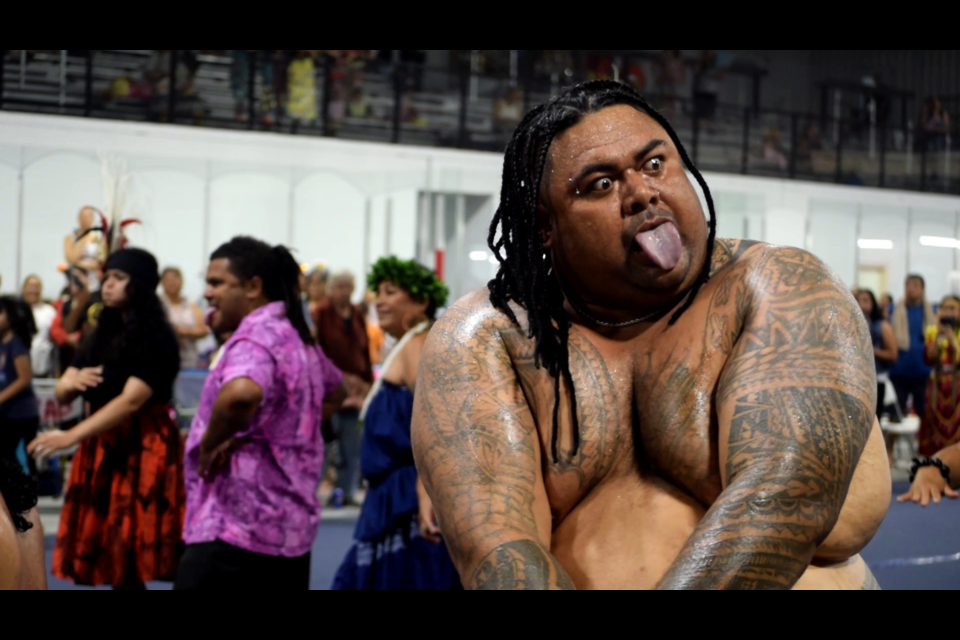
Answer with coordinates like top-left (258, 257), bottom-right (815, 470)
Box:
top-left (3, 50), bottom-right (958, 194)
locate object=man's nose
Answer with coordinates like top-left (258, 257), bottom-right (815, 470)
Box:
top-left (621, 169), bottom-right (660, 217)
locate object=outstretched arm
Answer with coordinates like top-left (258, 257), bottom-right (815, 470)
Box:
top-left (658, 247), bottom-right (877, 590)
top-left (412, 300), bottom-right (573, 590)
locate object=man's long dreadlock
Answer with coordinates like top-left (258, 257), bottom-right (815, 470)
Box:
top-left (487, 80), bottom-right (717, 464)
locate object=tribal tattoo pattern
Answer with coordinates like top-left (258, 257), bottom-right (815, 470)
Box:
top-left (657, 246), bottom-right (876, 589)
top-left (413, 239), bottom-right (876, 590)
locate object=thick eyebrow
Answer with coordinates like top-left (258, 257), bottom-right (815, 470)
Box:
top-left (570, 138), bottom-right (667, 186)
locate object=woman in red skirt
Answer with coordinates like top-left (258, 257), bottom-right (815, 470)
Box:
top-left (29, 248), bottom-right (184, 589)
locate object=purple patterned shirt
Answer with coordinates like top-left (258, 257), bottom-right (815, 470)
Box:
top-left (184, 302), bottom-right (342, 557)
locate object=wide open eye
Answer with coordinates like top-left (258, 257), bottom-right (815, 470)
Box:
top-left (591, 177), bottom-right (613, 192)
top-left (644, 157), bottom-right (663, 172)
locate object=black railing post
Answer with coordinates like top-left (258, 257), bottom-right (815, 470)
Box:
top-left (879, 123), bottom-right (887, 188)
top-left (391, 64), bottom-right (403, 144)
top-left (788, 114), bottom-right (798, 179)
top-left (247, 50), bottom-right (257, 130)
top-left (752, 73), bottom-right (761, 116)
top-left (84, 50), bottom-right (93, 117)
top-left (740, 108), bottom-right (750, 174)
top-left (920, 139), bottom-right (928, 191)
top-left (321, 53), bottom-right (333, 136)
top-left (457, 65), bottom-right (469, 148)
top-left (834, 119), bottom-right (843, 183)
top-left (167, 50), bottom-right (178, 123)
top-left (0, 50), bottom-right (6, 110)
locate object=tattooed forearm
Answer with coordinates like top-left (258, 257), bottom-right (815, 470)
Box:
top-left (660, 246), bottom-right (876, 590)
top-left (472, 540), bottom-right (576, 590)
top-left (412, 294), bottom-right (561, 586)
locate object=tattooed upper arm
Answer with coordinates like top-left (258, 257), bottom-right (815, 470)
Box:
top-left (658, 246), bottom-right (876, 590)
top-left (412, 292), bottom-right (574, 590)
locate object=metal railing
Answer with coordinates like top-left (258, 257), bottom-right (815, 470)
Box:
top-left (2, 50), bottom-right (958, 195)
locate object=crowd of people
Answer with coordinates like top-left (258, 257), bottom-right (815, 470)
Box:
top-left (3, 79), bottom-right (960, 591)
top-left (854, 274), bottom-right (960, 501)
top-left (0, 214), bottom-right (453, 589)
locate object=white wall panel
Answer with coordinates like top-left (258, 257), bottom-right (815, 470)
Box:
top-left (21, 151), bottom-right (102, 298)
top-left (857, 206), bottom-right (909, 299)
top-left (132, 169), bottom-right (207, 302)
top-left (0, 162), bottom-right (19, 294)
top-left (292, 172), bottom-right (365, 295)
top-left (808, 200), bottom-right (859, 286)
top-left (390, 189), bottom-right (419, 261)
top-left (209, 172), bottom-right (291, 255)
top-left (908, 209), bottom-right (957, 302)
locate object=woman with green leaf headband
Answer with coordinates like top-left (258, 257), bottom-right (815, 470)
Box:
top-left (333, 257), bottom-right (459, 590)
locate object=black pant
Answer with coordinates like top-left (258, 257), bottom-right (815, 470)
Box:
top-left (0, 416), bottom-right (38, 475)
top-left (890, 376), bottom-right (928, 419)
top-left (174, 540), bottom-right (311, 590)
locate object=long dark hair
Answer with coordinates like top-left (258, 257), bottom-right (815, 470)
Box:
top-left (87, 278), bottom-right (177, 370)
top-left (0, 458), bottom-right (37, 532)
top-left (211, 237), bottom-right (315, 346)
top-left (487, 80), bottom-right (717, 463)
top-left (858, 289), bottom-right (883, 323)
top-left (0, 296), bottom-right (38, 349)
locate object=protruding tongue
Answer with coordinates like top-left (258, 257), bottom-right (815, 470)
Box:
top-left (635, 222), bottom-right (682, 271)
top-left (205, 307), bottom-right (217, 327)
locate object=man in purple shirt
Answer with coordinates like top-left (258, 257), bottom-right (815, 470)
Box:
top-left (175, 237), bottom-right (344, 590)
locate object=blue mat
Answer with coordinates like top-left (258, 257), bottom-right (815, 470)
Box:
top-left (44, 482), bottom-right (959, 590)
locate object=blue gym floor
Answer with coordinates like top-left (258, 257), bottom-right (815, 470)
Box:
top-left (43, 482), bottom-right (958, 590)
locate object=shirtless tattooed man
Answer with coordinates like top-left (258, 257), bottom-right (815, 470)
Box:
top-left (412, 81), bottom-right (890, 590)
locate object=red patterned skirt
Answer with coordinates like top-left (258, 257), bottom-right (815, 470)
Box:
top-left (920, 371), bottom-right (960, 456)
top-left (53, 404), bottom-right (185, 587)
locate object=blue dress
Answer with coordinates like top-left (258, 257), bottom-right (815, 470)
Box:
top-left (332, 381), bottom-right (461, 590)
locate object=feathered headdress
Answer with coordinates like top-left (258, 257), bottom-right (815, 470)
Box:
top-left (76, 156), bottom-right (141, 253)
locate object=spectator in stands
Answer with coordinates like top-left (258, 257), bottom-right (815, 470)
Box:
top-left (160, 267), bottom-right (209, 369)
top-left (0, 296), bottom-right (39, 474)
top-left (918, 295), bottom-right (960, 456)
top-left (400, 95), bottom-right (426, 126)
top-left (495, 87), bottom-right (524, 129)
top-left (287, 50), bottom-right (318, 130)
top-left (656, 50), bottom-right (685, 120)
top-left (346, 87), bottom-right (372, 119)
top-left (796, 122), bottom-right (823, 172)
top-left (314, 271), bottom-right (372, 508)
top-left (921, 97), bottom-right (950, 152)
top-left (231, 50), bottom-right (251, 123)
top-left (762, 127), bottom-right (789, 171)
top-left (890, 274), bottom-right (937, 420)
top-left (694, 50), bottom-right (722, 122)
top-left (21, 276), bottom-right (56, 378)
top-left (144, 50), bottom-right (197, 122)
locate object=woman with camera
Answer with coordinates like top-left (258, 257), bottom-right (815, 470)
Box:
top-left (919, 295), bottom-right (960, 457)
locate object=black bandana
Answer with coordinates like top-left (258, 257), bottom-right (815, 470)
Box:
top-left (103, 248), bottom-right (160, 290)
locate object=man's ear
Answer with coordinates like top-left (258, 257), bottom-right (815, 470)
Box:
top-left (245, 275), bottom-right (264, 300)
top-left (537, 203), bottom-right (554, 249)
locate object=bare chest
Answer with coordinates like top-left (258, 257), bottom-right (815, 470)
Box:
top-left (507, 284), bottom-right (744, 524)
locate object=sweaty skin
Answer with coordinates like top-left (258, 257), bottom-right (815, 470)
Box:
top-left (412, 105), bottom-right (889, 590)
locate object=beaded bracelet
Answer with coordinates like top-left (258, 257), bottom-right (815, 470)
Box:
top-left (909, 457), bottom-right (952, 484)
